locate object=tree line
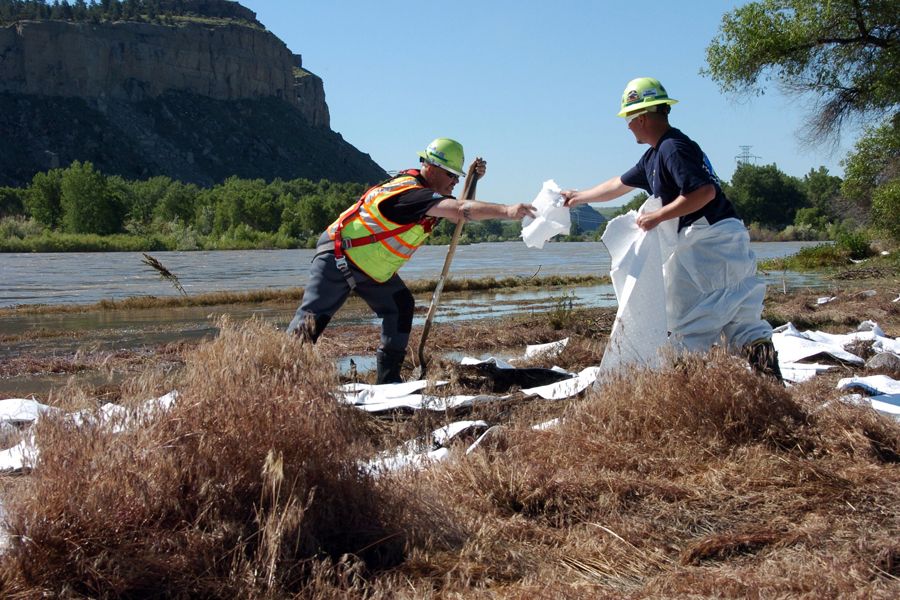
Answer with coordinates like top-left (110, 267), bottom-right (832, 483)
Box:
top-left (0, 156), bottom-right (883, 253)
top-left (0, 162), bottom-right (524, 251)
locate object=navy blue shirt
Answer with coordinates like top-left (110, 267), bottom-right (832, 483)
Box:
top-left (620, 128), bottom-right (738, 231)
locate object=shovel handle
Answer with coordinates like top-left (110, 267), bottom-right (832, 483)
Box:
top-left (416, 159), bottom-right (483, 372)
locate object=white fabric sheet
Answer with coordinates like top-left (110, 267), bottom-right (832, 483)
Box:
top-left (599, 196), bottom-right (675, 372)
top-left (365, 420), bottom-right (490, 473)
top-left (772, 324), bottom-right (865, 366)
top-left (770, 322), bottom-right (895, 366)
top-left (524, 338), bottom-right (569, 360)
top-left (521, 179), bottom-right (570, 249)
top-left (521, 366), bottom-right (602, 400)
top-left (0, 392), bottom-right (178, 473)
top-left (837, 375), bottom-right (900, 396)
top-left (0, 398), bottom-right (54, 424)
top-left (779, 362), bottom-right (834, 383)
top-left (339, 380), bottom-right (447, 405)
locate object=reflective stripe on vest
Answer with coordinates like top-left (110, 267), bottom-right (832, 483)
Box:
top-left (326, 172), bottom-right (437, 282)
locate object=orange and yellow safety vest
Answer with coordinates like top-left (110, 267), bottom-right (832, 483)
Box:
top-left (327, 170), bottom-right (438, 282)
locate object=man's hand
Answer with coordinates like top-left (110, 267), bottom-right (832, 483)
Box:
top-left (561, 190), bottom-right (579, 207)
top-left (636, 210), bottom-right (663, 231)
top-left (472, 157), bottom-right (487, 178)
top-left (506, 203), bottom-right (536, 220)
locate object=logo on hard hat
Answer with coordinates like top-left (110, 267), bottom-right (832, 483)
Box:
top-left (642, 88), bottom-right (659, 99)
top-left (625, 90), bottom-right (640, 105)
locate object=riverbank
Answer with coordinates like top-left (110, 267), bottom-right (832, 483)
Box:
top-left (1, 269), bottom-right (896, 401)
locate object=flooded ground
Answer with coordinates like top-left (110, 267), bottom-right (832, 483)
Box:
top-left (0, 241), bottom-right (835, 398)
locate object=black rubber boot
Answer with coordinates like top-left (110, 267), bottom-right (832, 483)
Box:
top-left (375, 348), bottom-right (406, 384)
top-left (744, 339), bottom-right (784, 384)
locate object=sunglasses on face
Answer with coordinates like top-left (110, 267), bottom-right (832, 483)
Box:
top-left (625, 111), bottom-right (648, 124)
top-left (441, 168), bottom-right (459, 180)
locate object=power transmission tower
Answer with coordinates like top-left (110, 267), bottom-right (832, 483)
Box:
top-left (735, 145), bottom-right (761, 165)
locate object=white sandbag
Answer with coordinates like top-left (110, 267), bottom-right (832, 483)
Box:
top-left (599, 196), bottom-right (675, 372)
top-left (521, 179), bottom-right (570, 249)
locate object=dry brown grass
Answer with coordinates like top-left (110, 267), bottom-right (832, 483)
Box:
top-left (0, 318), bottom-right (405, 598)
top-left (373, 352), bottom-right (900, 598)
top-left (764, 281), bottom-right (900, 331)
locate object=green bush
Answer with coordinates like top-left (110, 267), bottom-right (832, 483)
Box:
top-left (0, 216), bottom-right (45, 239)
top-left (758, 243), bottom-right (848, 271)
top-left (0, 231), bottom-right (171, 252)
top-left (835, 230), bottom-right (873, 260)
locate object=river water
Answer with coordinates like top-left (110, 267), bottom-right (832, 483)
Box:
top-left (0, 241), bottom-right (827, 308)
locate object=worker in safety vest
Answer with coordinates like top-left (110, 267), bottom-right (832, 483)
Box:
top-left (562, 77), bottom-right (782, 381)
top-left (287, 138), bottom-right (535, 384)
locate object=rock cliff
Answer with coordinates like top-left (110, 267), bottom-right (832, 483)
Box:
top-left (0, 10), bottom-right (383, 187)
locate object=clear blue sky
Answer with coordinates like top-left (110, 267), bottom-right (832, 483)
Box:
top-left (241, 1), bottom-right (857, 206)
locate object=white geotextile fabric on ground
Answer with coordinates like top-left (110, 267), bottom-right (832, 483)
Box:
top-left (4, 321), bottom-right (898, 477)
top-left (521, 180), bottom-right (570, 249)
top-left (364, 420), bottom-right (490, 473)
top-left (520, 366), bottom-right (602, 400)
top-left (599, 196), bottom-right (676, 373)
top-left (0, 392), bottom-right (177, 473)
top-left (772, 320), bottom-right (900, 383)
top-left (838, 375), bottom-right (900, 417)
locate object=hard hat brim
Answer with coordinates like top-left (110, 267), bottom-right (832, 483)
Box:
top-left (617, 97), bottom-right (678, 118)
top-left (417, 152), bottom-right (466, 177)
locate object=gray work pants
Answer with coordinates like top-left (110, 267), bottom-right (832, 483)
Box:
top-left (287, 251), bottom-right (415, 353)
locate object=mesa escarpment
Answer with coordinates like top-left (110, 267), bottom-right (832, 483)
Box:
top-left (0, 4), bottom-right (384, 186)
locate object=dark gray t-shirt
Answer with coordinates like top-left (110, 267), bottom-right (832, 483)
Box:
top-left (621, 128), bottom-right (738, 231)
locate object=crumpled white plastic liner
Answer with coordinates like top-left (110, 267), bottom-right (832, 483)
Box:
top-left (772, 320), bottom-right (900, 382)
top-left (837, 375), bottom-right (900, 417)
top-left (364, 420), bottom-right (490, 473)
top-left (521, 179), bottom-right (570, 249)
top-left (0, 392), bottom-right (178, 473)
top-left (599, 196), bottom-right (676, 373)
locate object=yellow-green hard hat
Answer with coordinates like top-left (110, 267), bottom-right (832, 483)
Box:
top-left (617, 77), bottom-right (679, 117)
top-left (417, 138), bottom-right (465, 177)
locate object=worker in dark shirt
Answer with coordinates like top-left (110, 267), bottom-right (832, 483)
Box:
top-left (287, 138), bottom-right (535, 384)
top-left (563, 77), bottom-right (781, 380)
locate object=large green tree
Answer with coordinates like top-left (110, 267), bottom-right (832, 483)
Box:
top-left (706, 0), bottom-right (899, 238)
top-left (25, 168), bottom-right (64, 228)
top-left (59, 161), bottom-right (124, 235)
top-left (705, 0), bottom-right (899, 139)
top-left (728, 163), bottom-right (807, 228)
top-left (841, 115), bottom-right (900, 234)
